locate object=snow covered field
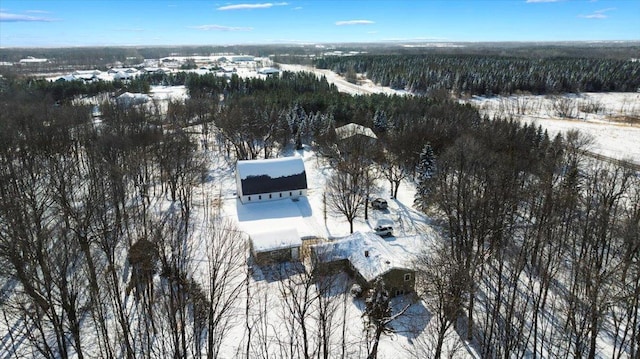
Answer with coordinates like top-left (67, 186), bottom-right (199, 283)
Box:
top-left (279, 64), bottom-right (410, 96)
top-left (463, 92), bottom-right (640, 165)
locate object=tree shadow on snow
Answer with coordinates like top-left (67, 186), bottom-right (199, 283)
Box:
top-left (392, 297), bottom-right (430, 342)
top-left (249, 261), bottom-right (306, 283)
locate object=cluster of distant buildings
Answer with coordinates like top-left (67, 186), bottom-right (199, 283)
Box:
top-left (1, 54), bottom-right (281, 83)
top-left (52, 55), bottom-right (280, 83)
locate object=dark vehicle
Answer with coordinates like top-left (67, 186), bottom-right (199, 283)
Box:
top-left (371, 198), bottom-right (388, 210)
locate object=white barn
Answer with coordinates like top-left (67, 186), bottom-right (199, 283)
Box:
top-left (236, 157), bottom-right (308, 204)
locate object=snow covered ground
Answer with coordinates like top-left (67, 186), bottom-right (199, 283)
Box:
top-left (208, 145), bottom-right (468, 358)
top-left (279, 64), bottom-right (410, 96)
top-left (5, 65), bottom-right (635, 358)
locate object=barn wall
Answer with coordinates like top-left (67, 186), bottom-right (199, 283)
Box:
top-left (240, 189), bottom-right (307, 204)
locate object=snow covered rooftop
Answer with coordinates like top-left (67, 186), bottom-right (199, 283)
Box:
top-left (313, 231), bottom-right (411, 282)
top-left (236, 156), bottom-right (308, 197)
top-left (335, 123), bottom-right (378, 141)
top-left (234, 196), bottom-right (320, 239)
top-left (237, 157), bottom-right (305, 180)
top-left (250, 227), bottom-right (301, 252)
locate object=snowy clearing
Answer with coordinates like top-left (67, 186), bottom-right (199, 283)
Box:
top-left (463, 92), bottom-right (640, 165)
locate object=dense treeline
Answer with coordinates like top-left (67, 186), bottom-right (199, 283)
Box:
top-left (415, 116), bottom-right (639, 357)
top-left (315, 54), bottom-right (640, 95)
top-left (0, 69), bottom-right (637, 358)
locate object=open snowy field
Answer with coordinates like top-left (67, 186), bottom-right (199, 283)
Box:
top-left (463, 92), bottom-right (640, 165)
top-left (279, 64), bottom-right (410, 96)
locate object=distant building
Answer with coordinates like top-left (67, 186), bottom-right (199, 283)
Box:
top-left (258, 68), bottom-right (280, 76)
top-left (311, 231), bottom-right (415, 297)
top-left (72, 70), bottom-right (102, 82)
top-left (143, 67), bottom-right (167, 74)
top-left (116, 92), bottom-right (151, 107)
top-left (236, 157), bottom-right (308, 204)
top-left (230, 55), bottom-right (255, 62)
top-left (335, 123), bottom-right (378, 142)
top-left (19, 56), bottom-right (48, 64)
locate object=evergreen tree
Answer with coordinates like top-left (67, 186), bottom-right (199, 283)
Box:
top-left (372, 109), bottom-right (389, 133)
top-left (414, 143), bottom-right (436, 211)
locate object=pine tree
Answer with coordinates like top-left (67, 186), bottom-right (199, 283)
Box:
top-left (414, 143), bottom-right (436, 211)
top-left (373, 109), bottom-right (389, 133)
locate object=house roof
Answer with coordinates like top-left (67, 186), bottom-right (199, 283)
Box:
top-left (237, 157), bottom-right (307, 196)
top-left (335, 123), bottom-right (378, 141)
top-left (312, 231), bottom-right (411, 282)
top-left (251, 227), bottom-right (301, 253)
top-left (258, 67), bottom-right (280, 75)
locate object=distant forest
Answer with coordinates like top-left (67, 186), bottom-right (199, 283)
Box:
top-left (2, 42), bottom-right (639, 97)
top-left (314, 54), bottom-right (640, 95)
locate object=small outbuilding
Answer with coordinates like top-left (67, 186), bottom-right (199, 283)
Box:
top-left (335, 123), bottom-right (378, 142)
top-left (250, 227), bottom-right (302, 265)
top-left (258, 67), bottom-right (280, 76)
top-left (236, 157), bottom-right (308, 204)
top-left (116, 92), bottom-right (151, 107)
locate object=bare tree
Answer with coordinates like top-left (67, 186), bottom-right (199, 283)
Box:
top-left (326, 169), bottom-right (368, 233)
top-left (415, 244), bottom-right (466, 359)
top-left (362, 278), bottom-right (411, 359)
top-left (202, 214), bottom-right (247, 359)
top-left (547, 95), bottom-right (578, 118)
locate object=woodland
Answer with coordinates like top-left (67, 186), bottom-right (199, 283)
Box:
top-left (0, 46), bottom-right (638, 358)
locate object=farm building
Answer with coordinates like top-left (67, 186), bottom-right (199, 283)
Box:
top-left (235, 157), bottom-right (308, 204)
top-left (258, 67), bottom-right (280, 76)
top-left (335, 123), bottom-right (378, 142)
top-left (116, 92), bottom-right (151, 107)
top-left (250, 227), bottom-right (302, 265)
top-left (310, 231), bottom-right (415, 297)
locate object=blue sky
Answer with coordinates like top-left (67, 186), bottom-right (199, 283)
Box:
top-left (1, 0), bottom-right (638, 47)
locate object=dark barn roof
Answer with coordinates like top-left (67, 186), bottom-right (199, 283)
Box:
top-left (237, 157), bottom-right (307, 196)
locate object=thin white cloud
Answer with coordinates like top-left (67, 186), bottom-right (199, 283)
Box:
top-left (217, 2), bottom-right (288, 10)
top-left (578, 7), bottom-right (615, 19)
top-left (25, 10), bottom-right (51, 14)
top-left (293, 6), bottom-right (302, 10)
top-left (382, 36), bottom-right (448, 42)
top-left (114, 27), bottom-right (145, 32)
top-left (526, 0), bottom-right (563, 3)
top-left (0, 11), bottom-right (56, 22)
top-left (190, 24), bottom-right (253, 31)
top-left (336, 20), bottom-right (375, 26)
